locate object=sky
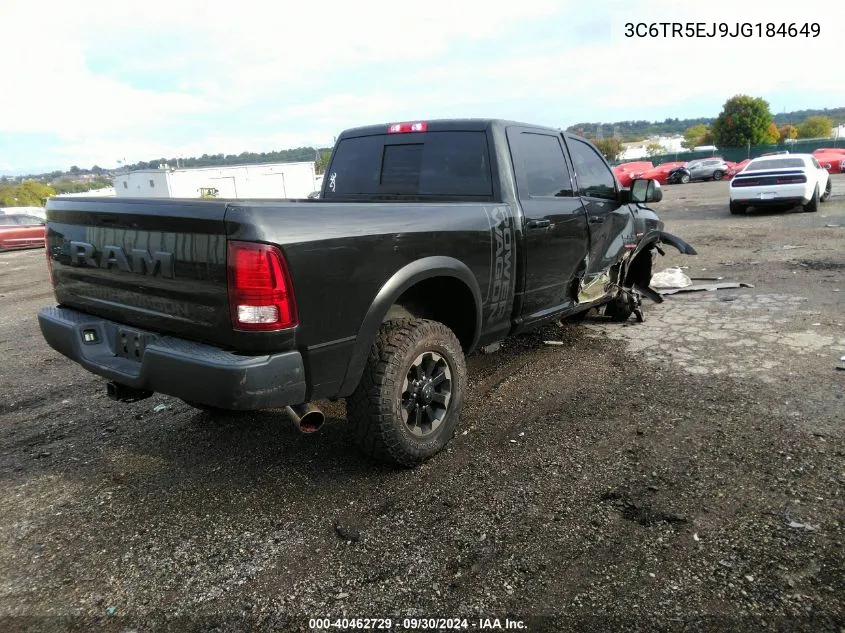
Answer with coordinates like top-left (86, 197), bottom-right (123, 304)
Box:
top-left (2, 0), bottom-right (843, 175)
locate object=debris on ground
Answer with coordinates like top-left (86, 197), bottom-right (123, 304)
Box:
top-left (544, 340), bottom-right (565, 346)
top-left (152, 404), bottom-right (169, 413)
top-left (762, 244), bottom-right (807, 252)
top-left (837, 356), bottom-right (845, 371)
top-left (787, 520), bottom-right (820, 532)
top-left (660, 282), bottom-right (754, 295)
top-left (650, 267), bottom-right (693, 289)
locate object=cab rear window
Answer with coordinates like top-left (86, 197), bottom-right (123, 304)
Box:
top-left (324, 131), bottom-right (493, 198)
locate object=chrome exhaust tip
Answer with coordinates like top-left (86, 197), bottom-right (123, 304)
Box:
top-left (285, 403), bottom-right (325, 433)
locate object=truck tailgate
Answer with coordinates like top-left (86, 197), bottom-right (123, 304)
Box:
top-left (46, 197), bottom-right (233, 347)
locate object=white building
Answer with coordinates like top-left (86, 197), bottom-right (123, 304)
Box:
top-left (59, 187), bottom-right (116, 197)
top-left (619, 135), bottom-right (688, 161)
top-left (113, 162), bottom-right (318, 200)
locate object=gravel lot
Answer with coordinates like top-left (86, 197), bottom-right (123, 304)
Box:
top-left (1, 178), bottom-right (843, 632)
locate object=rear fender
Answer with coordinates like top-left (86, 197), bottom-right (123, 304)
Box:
top-left (337, 256), bottom-right (482, 397)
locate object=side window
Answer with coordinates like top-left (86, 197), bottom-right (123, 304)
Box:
top-left (0, 216), bottom-right (13, 225)
top-left (511, 132), bottom-right (574, 198)
top-left (567, 138), bottom-right (617, 200)
top-left (811, 158), bottom-right (821, 169)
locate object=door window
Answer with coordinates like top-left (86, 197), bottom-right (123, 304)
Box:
top-left (510, 132), bottom-right (574, 198)
top-left (567, 138), bottom-right (617, 200)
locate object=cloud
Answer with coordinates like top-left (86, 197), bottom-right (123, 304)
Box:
top-left (2, 0), bottom-right (844, 173)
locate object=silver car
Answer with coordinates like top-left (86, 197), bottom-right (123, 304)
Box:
top-left (685, 158), bottom-right (730, 181)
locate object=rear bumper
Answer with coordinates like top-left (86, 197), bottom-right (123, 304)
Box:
top-left (38, 306), bottom-right (307, 410)
top-left (730, 183), bottom-right (812, 204)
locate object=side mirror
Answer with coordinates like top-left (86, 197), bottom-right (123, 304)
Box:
top-left (630, 178), bottom-right (663, 204)
top-left (823, 164), bottom-right (831, 170)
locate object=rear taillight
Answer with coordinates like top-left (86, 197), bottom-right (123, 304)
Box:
top-left (227, 241), bottom-right (297, 331)
top-left (775, 175), bottom-right (806, 184)
top-left (387, 121), bottom-right (427, 134)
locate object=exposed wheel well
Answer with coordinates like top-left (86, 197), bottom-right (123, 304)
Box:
top-left (623, 246), bottom-right (655, 289)
top-left (386, 276), bottom-right (477, 351)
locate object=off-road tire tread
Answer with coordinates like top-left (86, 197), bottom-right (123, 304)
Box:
top-left (346, 318), bottom-right (466, 468)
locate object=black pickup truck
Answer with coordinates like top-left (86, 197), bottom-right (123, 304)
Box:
top-left (38, 119), bottom-right (695, 466)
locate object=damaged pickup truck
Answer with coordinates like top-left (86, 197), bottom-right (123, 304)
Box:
top-left (38, 119), bottom-right (695, 466)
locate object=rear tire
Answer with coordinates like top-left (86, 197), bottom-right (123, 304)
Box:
top-left (729, 200), bottom-right (746, 215)
top-left (803, 187), bottom-right (819, 213)
top-left (347, 318), bottom-right (467, 467)
top-left (712, 170), bottom-right (724, 181)
top-left (820, 178), bottom-right (832, 202)
top-left (680, 173), bottom-right (690, 184)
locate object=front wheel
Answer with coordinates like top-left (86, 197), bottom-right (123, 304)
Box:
top-left (347, 318), bottom-right (467, 467)
top-left (712, 170), bottom-right (724, 181)
top-left (680, 173), bottom-right (690, 184)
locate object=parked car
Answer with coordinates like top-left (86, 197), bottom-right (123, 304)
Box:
top-left (812, 149), bottom-right (845, 174)
top-left (728, 159), bottom-right (751, 177)
top-left (666, 165), bottom-right (691, 184)
top-left (0, 214), bottom-right (47, 250)
top-left (612, 161), bottom-right (653, 187)
top-left (636, 161), bottom-right (686, 185)
top-left (38, 118), bottom-right (696, 467)
top-left (729, 154), bottom-right (832, 215)
top-left (0, 206), bottom-right (46, 220)
top-left (683, 158), bottom-right (730, 181)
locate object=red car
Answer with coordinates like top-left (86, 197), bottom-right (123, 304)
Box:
top-left (727, 159), bottom-right (751, 177)
top-left (0, 214), bottom-right (47, 250)
top-left (613, 161), bottom-right (654, 187)
top-left (635, 161), bottom-right (686, 185)
top-left (812, 149), bottom-right (845, 174)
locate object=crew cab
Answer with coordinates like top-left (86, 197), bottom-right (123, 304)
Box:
top-left (37, 119), bottom-right (695, 467)
top-left (729, 153), bottom-right (832, 215)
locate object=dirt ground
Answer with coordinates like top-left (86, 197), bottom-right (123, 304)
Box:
top-left (1, 177), bottom-right (843, 633)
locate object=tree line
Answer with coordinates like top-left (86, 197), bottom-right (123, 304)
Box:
top-left (588, 96), bottom-right (841, 162)
top-left (0, 177), bottom-right (113, 207)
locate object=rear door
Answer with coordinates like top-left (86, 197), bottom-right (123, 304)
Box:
top-left (687, 160), bottom-right (705, 179)
top-left (564, 135), bottom-right (634, 287)
top-left (506, 127), bottom-right (589, 321)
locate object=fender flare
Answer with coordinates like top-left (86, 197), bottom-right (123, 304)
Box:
top-left (630, 230), bottom-right (698, 259)
top-left (337, 256), bottom-right (483, 397)
top-left (624, 231), bottom-right (698, 304)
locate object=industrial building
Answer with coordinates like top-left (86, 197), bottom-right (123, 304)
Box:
top-left (113, 161), bottom-right (318, 200)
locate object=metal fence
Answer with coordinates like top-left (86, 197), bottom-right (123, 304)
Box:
top-left (612, 137), bottom-right (845, 167)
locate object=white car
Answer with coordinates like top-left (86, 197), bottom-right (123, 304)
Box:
top-left (729, 154), bottom-right (832, 215)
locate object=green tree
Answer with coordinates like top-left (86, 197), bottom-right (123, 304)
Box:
top-left (711, 95), bottom-right (774, 147)
top-left (592, 138), bottom-right (624, 162)
top-left (645, 143), bottom-right (664, 157)
top-left (796, 116), bottom-right (833, 139)
top-left (0, 180), bottom-right (56, 206)
top-left (682, 124), bottom-right (713, 149)
top-left (315, 150), bottom-right (332, 175)
top-left (778, 124), bottom-right (798, 142)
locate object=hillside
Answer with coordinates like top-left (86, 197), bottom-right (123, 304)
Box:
top-left (567, 106), bottom-right (845, 141)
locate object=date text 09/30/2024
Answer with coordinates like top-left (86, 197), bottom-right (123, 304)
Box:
top-left (308, 617), bottom-right (527, 630)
